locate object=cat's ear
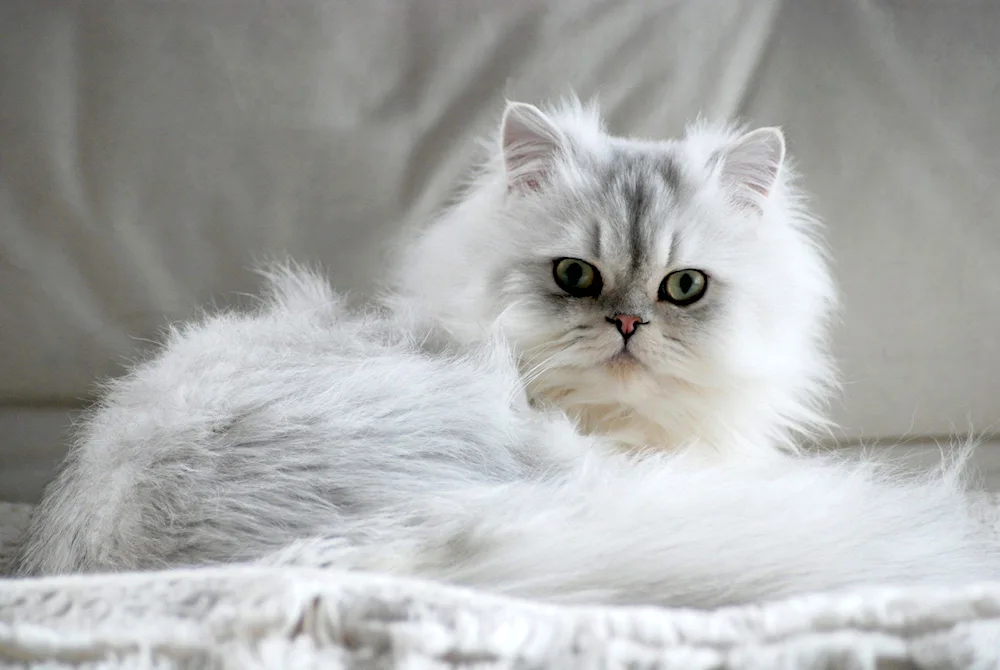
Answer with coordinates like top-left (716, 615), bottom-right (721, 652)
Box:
top-left (500, 101), bottom-right (565, 194)
top-left (715, 127), bottom-right (785, 212)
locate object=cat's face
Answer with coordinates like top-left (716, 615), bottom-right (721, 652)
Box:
top-left (497, 149), bottom-right (741, 388)
top-left (493, 105), bottom-right (830, 398)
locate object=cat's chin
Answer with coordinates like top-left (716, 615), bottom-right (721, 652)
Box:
top-left (603, 350), bottom-right (647, 379)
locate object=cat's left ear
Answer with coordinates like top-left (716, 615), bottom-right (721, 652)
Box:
top-left (715, 127), bottom-right (785, 213)
top-left (500, 101), bottom-right (565, 195)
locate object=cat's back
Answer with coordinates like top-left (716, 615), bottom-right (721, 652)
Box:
top-left (16, 267), bottom-right (542, 575)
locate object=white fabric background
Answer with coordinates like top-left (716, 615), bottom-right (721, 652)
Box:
top-left (1, 0), bottom-right (999, 501)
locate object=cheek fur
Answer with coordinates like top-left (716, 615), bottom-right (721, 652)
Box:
top-left (501, 300), bottom-right (622, 367)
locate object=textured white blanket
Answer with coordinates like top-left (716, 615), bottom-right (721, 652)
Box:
top-left (3, 500), bottom-right (1000, 668)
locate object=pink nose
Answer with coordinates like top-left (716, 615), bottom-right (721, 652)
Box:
top-left (608, 314), bottom-right (643, 337)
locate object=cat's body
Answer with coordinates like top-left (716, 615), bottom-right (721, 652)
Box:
top-left (16, 101), bottom-right (1000, 604)
top-left (16, 266), bottom-right (1000, 606)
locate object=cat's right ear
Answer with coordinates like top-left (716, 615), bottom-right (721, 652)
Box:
top-left (713, 127), bottom-right (786, 214)
top-left (500, 101), bottom-right (564, 195)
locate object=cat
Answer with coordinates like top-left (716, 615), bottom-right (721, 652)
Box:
top-left (391, 99), bottom-right (836, 458)
top-left (16, 264), bottom-right (1000, 607)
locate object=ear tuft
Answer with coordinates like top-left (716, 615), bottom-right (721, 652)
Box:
top-left (500, 101), bottom-right (564, 194)
top-left (716, 127), bottom-right (785, 212)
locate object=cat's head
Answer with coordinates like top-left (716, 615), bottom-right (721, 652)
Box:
top-left (394, 99), bottom-right (837, 456)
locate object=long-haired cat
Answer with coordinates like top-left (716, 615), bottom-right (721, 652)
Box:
top-left (15, 102), bottom-right (999, 606)
top-left (15, 265), bottom-right (1000, 605)
top-left (392, 99), bottom-right (835, 457)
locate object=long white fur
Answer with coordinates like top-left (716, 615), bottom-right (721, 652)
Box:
top-left (390, 99), bottom-right (836, 458)
top-left (17, 266), bottom-right (1000, 606)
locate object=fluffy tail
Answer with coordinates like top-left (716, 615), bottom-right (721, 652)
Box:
top-left (268, 447), bottom-right (1000, 608)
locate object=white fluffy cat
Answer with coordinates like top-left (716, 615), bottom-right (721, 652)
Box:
top-left (392, 99), bottom-right (835, 457)
top-left (14, 101), bottom-right (999, 606)
top-left (16, 265), bottom-right (1000, 606)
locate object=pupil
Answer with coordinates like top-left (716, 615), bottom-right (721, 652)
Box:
top-left (679, 273), bottom-right (693, 294)
top-left (567, 263), bottom-right (583, 286)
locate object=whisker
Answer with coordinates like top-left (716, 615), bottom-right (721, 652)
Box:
top-left (509, 341), bottom-right (580, 406)
top-left (518, 355), bottom-right (559, 391)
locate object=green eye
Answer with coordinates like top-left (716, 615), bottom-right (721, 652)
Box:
top-left (659, 269), bottom-right (708, 306)
top-left (553, 258), bottom-right (602, 298)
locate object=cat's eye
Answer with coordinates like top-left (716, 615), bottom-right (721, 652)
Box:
top-left (553, 258), bottom-right (602, 298)
top-left (659, 269), bottom-right (708, 306)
